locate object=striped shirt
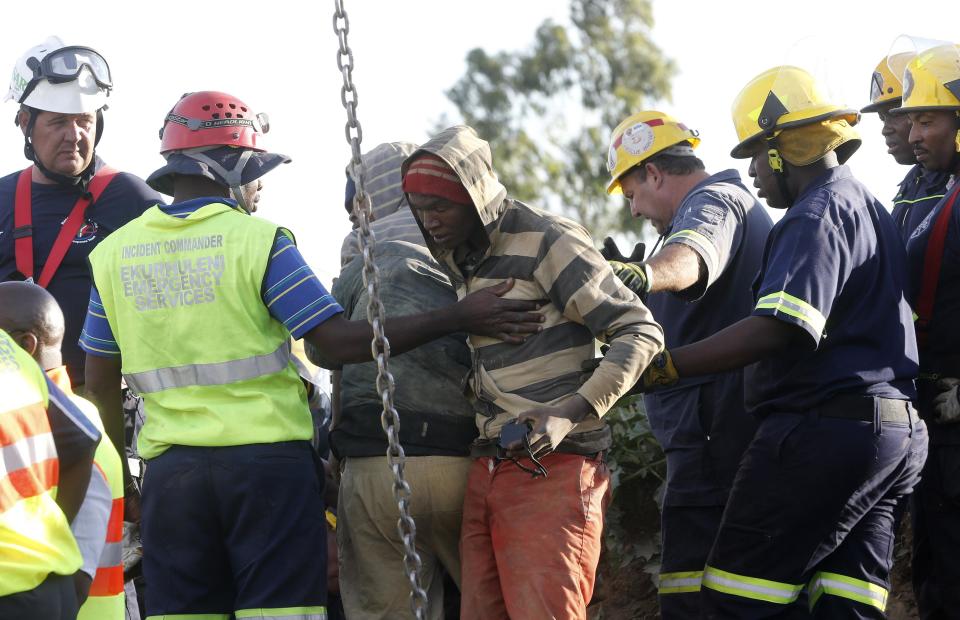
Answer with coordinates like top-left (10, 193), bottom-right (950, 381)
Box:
top-left (80, 198), bottom-right (341, 357)
top-left (407, 126), bottom-right (665, 452)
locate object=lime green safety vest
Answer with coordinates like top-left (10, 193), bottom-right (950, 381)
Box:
top-left (0, 331), bottom-right (82, 596)
top-left (89, 202), bottom-right (311, 460)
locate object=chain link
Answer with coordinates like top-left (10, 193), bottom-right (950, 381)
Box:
top-left (332, 2), bottom-right (428, 617)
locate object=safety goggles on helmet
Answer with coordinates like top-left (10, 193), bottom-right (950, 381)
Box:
top-left (17, 46), bottom-right (112, 105)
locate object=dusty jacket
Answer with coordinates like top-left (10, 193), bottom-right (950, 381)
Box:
top-left (403, 126), bottom-right (664, 452)
top-left (331, 240), bottom-right (476, 458)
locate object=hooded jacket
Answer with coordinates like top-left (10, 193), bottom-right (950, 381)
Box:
top-left (403, 126), bottom-right (664, 452)
top-left (340, 142), bottom-right (425, 267)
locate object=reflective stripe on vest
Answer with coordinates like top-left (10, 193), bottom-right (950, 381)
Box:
top-left (65, 387), bottom-right (125, 620)
top-left (702, 565), bottom-right (803, 604)
top-left (0, 432), bottom-right (57, 513)
top-left (0, 332), bottom-right (82, 596)
top-left (659, 570), bottom-right (703, 594)
top-left (124, 341), bottom-right (291, 394)
top-left (88, 497), bottom-right (124, 596)
top-left (1, 431), bottom-right (56, 478)
top-left (78, 494), bottom-right (124, 619)
top-left (808, 571), bottom-right (888, 612)
top-left (234, 606), bottom-right (328, 620)
top-left (88, 202), bottom-right (310, 459)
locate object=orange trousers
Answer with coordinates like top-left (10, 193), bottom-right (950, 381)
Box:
top-left (459, 453), bottom-right (610, 620)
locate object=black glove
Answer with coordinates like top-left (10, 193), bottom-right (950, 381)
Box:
top-left (601, 237), bottom-right (646, 262)
top-left (601, 237), bottom-right (652, 301)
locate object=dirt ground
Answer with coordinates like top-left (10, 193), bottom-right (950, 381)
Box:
top-left (590, 501), bottom-right (919, 619)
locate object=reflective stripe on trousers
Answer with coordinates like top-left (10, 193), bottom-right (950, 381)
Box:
top-left (703, 566), bottom-right (889, 612)
top-left (145, 608), bottom-right (327, 620)
top-left (235, 607), bottom-right (328, 619)
top-left (659, 570), bottom-right (703, 594)
top-left (703, 565), bottom-right (803, 604)
top-left (124, 342), bottom-right (291, 394)
top-left (808, 571), bottom-right (888, 612)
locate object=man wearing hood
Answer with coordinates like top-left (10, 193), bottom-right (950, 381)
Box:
top-left (338, 141), bottom-right (424, 267)
top-left (81, 95), bottom-right (544, 620)
top-left (319, 142), bottom-right (478, 619)
top-left (401, 125), bottom-right (664, 619)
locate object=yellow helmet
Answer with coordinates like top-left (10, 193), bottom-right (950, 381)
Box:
top-left (605, 110), bottom-right (700, 195)
top-left (730, 66), bottom-right (860, 159)
top-left (896, 43), bottom-right (960, 112)
top-left (861, 52), bottom-right (915, 113)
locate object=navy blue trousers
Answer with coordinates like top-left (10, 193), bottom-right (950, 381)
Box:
top-left (702, 411), bottom-right (928, 619)
top-left (658, 504), bottom-right (726, 619)
top-left (0, 574), bottom-right (76, 620)
top-left (141, 441), bottom-right (327, 618)
top-left (912, 438), bottom-right (960, 619)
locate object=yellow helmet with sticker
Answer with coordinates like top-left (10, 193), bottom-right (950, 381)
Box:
top-left (730, 65), bottom-right (859, 159)
top-left (896, 43), bottom-right (960, 112)
top-left (605, 110), bottom-right (700, 195)
top-left (862, 52), bottom-right (914, 113)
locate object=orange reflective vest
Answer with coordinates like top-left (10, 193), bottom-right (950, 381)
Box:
top-left (46, 366), bottom-right (125, 619)
top-left (0, 332), bottom-right (82, 596)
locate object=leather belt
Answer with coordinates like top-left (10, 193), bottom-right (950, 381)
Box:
top-left (813, 396), bottom-right (916, 424)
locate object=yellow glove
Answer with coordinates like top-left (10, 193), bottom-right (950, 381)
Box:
top-left (631, 350), bottom-right (679, 394)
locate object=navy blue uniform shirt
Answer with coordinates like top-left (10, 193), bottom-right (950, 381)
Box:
top-left (748, 165), bottom-right (918, 415)
top-left (892, 164), bottom-right (950, 243)
top-left (0, 157), bottom-right (162, 385)
top-left (644, 169), bottom-right (772, 506)
top-left (905, 179), bottom-right (960, 373)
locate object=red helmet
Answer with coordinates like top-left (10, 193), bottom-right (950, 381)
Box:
top-left (158, 91), bottom-right (270, 153)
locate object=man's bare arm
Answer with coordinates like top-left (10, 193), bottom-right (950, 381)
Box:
top-left (304, 279), bottom-right (543, 366)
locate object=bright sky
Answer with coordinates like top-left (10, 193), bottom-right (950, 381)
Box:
top-left (1, 0), bottom-right (956, 284)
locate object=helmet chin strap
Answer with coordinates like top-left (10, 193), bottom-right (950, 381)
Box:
top-left (182, 147), bottom-right (255, 213)
top-left (229, 185), bottom-right (251, 213)
top-left (20, 106), bottom-right (105, 192)
top-left (766, 137), bottom-right (795, 206)
top-left (954, 112), bottom-right (960, 153)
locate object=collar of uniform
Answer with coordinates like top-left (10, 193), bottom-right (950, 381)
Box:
top-left (898, 164), bottom-right (924, 191)
top-left (681, 169), bottom-right (741, 202)
top-left (664, 169), bottom-right (742, 234)
top-left (45, 365), bottom-right (73, 394)
top-left (159, 196), bottom-right (245, 219)
top-left (794, 164), bottom-right (853, 205)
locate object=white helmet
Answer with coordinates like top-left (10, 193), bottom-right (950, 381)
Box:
top-left (5, 36), bottom-right (111, 113)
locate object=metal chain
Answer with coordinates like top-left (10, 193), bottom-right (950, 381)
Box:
top-left (332, 3), bottom-right (429, 617)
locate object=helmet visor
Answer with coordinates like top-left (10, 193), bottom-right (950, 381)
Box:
top-left (40, 46), bottom-right (112, 88)
top-left (887, 36), bottom-right (960, 112)
top-left (886, 35), bottom-right (949, 81)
